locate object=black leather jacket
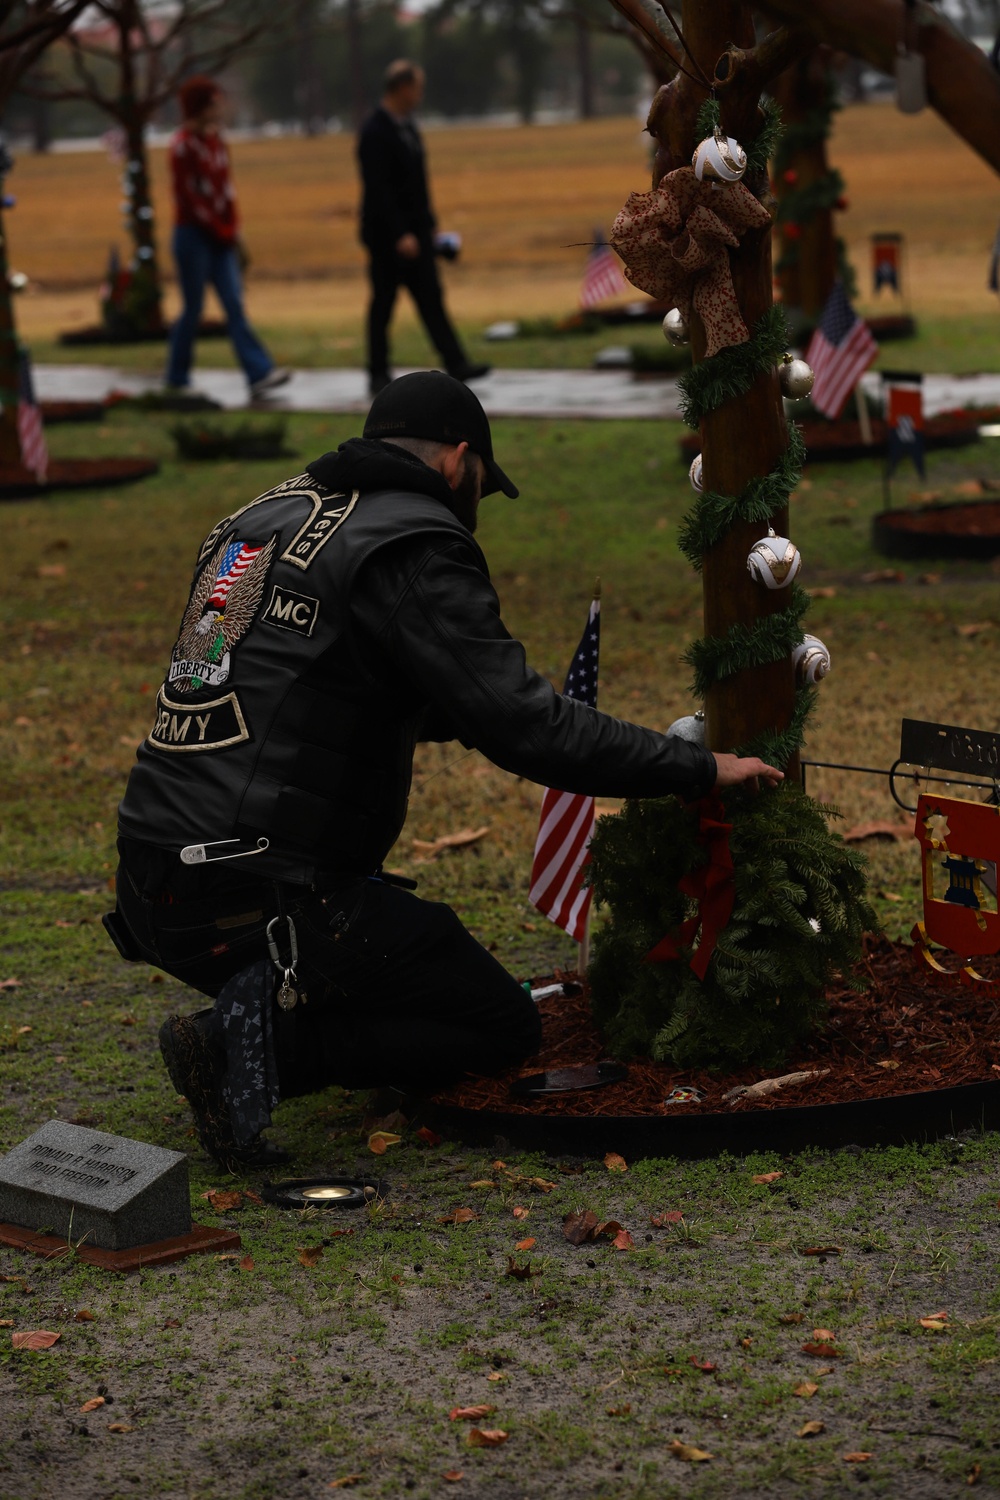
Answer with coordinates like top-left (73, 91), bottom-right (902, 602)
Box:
top-left (117, 440), bottom-right (717, 885)
top-left (358, 106), bottom-right (435, 251)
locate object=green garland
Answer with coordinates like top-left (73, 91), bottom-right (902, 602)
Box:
top-left (684, 584), bottom-right (810, 700)
top-left (772, 73), bottom-right (857, 301)
top-left (679, 306), bottom-right (788, 428)
top-left (678, 424), bottom-right (806, 566)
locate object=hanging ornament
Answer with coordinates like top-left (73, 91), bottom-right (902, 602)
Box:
top-left (662, 307), bottom-right (689, 346)
top-left (747, 527), bottom-right (801, 589)
top-left (136, 206), bottom-right (153, 221)
top-left (688, 453), bottom-right (704, 493)
top-left (793, 634), bottom-right (831, 685)
top-left (779, 352), bottom-right (814, 400)
top-left (692, 128), bottom-right (747, 185)
top-left (666, 710), bottom-right (705, 745)
top-left (7, 270), bottom-right (27, 292)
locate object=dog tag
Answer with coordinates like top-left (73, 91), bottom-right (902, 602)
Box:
top-left (277, 974), bottom-right (298, 1011)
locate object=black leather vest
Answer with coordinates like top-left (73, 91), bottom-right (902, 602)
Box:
top-left (117, 471), bottom-right (478, 884)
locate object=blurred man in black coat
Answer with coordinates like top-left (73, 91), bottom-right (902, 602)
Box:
top-left (358, 60), bottom-right (489, 397)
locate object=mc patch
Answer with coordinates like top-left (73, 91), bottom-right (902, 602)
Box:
top-left (281, 490), bottom-right (359, 570)
top-left (148, 687), bottom-right (249, 753)
top-left (261, 584), bottom-right (320, 637)
top-left (168, 534), bottom-right (275, 694)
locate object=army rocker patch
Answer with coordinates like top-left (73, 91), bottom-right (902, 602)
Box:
top-left (168, 534), bottom-right (276, 694)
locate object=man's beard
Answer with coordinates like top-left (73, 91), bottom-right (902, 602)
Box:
top-left (448, 457), bottom-right (481, 533)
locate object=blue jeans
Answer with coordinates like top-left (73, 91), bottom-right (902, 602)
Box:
top-left (166, 223), bottom-right (273, 388)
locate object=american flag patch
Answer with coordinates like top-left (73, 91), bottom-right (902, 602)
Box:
top-left (208, 539), bottom-right (264, 608)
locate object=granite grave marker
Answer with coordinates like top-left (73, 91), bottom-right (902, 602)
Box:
top-left (0, 1120), bottom-right (191, 1251)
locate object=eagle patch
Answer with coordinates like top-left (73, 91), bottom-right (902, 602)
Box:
top-left (168, 534), bottom-right (275, 694)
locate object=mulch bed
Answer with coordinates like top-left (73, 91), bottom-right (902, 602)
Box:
top-left (0, 456), bottom-right (159, 501)
top-left (431, 936), bottom-right (1000, 1119)
top-left (57, 318), bottom-right (228, 346)
top-left (39, 401), bottom-right (105, 424)
top-left (873, 497), bottom-right (1000, 560)
top-left (679, 407), bottom-right (996, 465)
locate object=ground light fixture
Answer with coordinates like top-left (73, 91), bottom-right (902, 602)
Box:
top-left (261, 1177), bottom-right (385, 1210)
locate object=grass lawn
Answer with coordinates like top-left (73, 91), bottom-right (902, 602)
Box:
top-left (2, 409), bottom-right (1000, 1498)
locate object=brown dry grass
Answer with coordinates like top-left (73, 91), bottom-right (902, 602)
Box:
top-left (9, 101), bottom-right (1000, 343)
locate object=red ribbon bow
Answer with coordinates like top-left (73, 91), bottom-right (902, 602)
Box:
top-left (645, 795), bottom-right (735, 981)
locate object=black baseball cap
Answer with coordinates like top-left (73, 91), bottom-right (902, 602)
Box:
top-left (363, 371), bottom-right (518, 498)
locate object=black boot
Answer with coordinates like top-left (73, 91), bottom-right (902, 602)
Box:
top-left (159, 1010), bottom-right (290, 1171)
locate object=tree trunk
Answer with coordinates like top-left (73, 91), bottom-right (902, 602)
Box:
top-left (345, 0), bottom-right (365, 133)
top-left (648, 1), bottom-right (796, 756)
top-left (0, 197), bottom-right (21, 466)
top-left (118, 104), bottom-right (162, 335)
top-left (772, 50), bottom-right (838, 322)
top-left (575, 14), bottom-right (595, 119)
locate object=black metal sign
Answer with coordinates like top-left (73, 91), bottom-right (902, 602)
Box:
top-left (899, 719), bottom-right (1000, 779)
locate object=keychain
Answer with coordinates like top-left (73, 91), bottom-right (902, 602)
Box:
top-left (266, 914), bottom-right (306, 1010)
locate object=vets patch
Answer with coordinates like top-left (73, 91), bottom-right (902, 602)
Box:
top-left (281, 490), bottom-right (359, 570)
top-left (198, 473), bottom-right (316, 565)
top-left (262, 584), bottom-right (320, 637)
top-left (148, 688), bottom-right (249, 753)
top-left (168, 534), bottom-right (276, 694)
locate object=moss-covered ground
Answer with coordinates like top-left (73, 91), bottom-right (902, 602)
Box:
top-left (2, 408), bottom-right (1000, 1498)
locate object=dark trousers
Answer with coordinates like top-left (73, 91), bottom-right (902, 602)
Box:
top-left (365, 240), bottom-right (466, 378)
top-left (114, 841), bottom-right (540, 1096)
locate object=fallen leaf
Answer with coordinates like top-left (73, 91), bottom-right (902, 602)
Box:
top-left (752, 1172), bottom-right (784, 1184)
top-left (876, 1059), bottom-right (901, 1070)
top-left (650, 1210), bottom-right (684, 1226)
top-left (606, 1403), bottom-right (632, 1416)
top-left (780, 1313), bottom-right (805, 1325)
top-left (512, 1206), bottom-right (530, 1220)
top-left (690, 1356), bottom-right (716, 1373)
top-left (793, 1381), bottom-right (819, 1399)
top-left (469, 1180), bottom-right (496, 1190)
top-left (449, 1405), bottom-right (494, 1421)
top-left (505, 1257), bottom-right (538, 1280)
top-left (215, 1254), bottom-right (240, 1263)
top-left (486, 1371), bottom-right (507, 1382)
top-left (916, 572), bottom-right (941, 585)
top-left (968, 1462), bottom-right (982, 1486)
top-left (515, 1238), bottom-right (536, 1251)
top-left (239, 1256), bottom-right (255, 1272)
top-left (367, 1131), bottom-right (401, 1155)
top-left (0, 977), bottom-right (21, 990)
top-left (611, 1229), bottom-right (635, 1251)
top-left (107, 1423), bottom-right (134, 1434)
top-left (298, 1245), bottom-right (324, 1268)
top-left (80, 1396), bottom-right (106, 1413)
top-left (411, 825), bottom-right (490, 860)
top-left (204, 1189), bottom-right (243, 1213)
top-left (0, 1320), bottom-right (13, 1328)
top-left (807, 586), bottom-right (837, 598)
top-left (12, 1330), bottom-right (60, 1350)
top-left (860, 568), bottom-right (904, 584)
top-left (521, 921), bottom-right (536, 932)
top-left (844, 1452), bottom-right (872, 1463)
top-left (37, 563), bottom-right (67, 578)
top-left (467, 1428), bottom-right (507, 1447)
top-left (162, 1318), bottom-right (181, 1329)
top-left (668, 1439), bottom-right (712, 1462)
top-left (919, 1317), bottom-right (947, 1332)
top-left (442, 1473), bottom-right (464, 1483)
top-left (416, 1126), bottom-right (442, 1146)
top-left (74, 1310), bottom-right (95, 1322)
top-left (603, 1151), bottom-right (627, 1173)
top-left (801, 1342), bottom-right (841, 1358)
top-left (844, 820), bottom-right (910, 844)
top-left (437, 1208), bottom-right (478, 1226)
top-left (800, 1246), bottom-right (842, 1257)
top-left (16, 1025), bottom-right (31, 1034)
top-left (527, 1177), bottom-right (556, 1193)
top-left (327, 1477), bottom-right (363, 1489)
top-left (798, 1420), bottom-right (825, 1437)
top-left (563, 1209), bottom-right (600, 1245)
top-left (812, 1328), bottom-right (836, 1342)
top-left (957, 621), bottom-right (992, 638)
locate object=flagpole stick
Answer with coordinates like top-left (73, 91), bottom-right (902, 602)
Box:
top-left (856, 380), bottom-right (874, 446)
top-left (578, 916), bottom-right (590, 976)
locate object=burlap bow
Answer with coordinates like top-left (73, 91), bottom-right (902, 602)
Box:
top-left (611, 166), bottom-right (772, 357)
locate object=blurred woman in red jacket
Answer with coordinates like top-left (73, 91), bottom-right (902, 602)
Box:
top-left (166, 76), bottom-right (290, 400)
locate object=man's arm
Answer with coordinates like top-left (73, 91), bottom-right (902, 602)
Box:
top-left (358, 538), bottom-right (774, 801)
top-left (358, 115), bottom-right (411, 246)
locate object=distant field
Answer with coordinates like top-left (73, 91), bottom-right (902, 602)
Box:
top-left (8, 102), bottom-right (1000, 347)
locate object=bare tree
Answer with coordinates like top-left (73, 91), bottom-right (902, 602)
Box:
top-left (29, 0), bottom-right (273, 336)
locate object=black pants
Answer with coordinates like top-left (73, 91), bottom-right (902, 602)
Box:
top-left (114, 841), bottom-right (540, 1096)
top-left (365, 240), bottom-right (466, 379)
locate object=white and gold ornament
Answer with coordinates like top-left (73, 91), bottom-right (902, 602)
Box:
top-left (662, 307), bottom-right (690, 346)
top-left (778, 352), bottom-right (814, 400)
top-left (689, 453), bottom-right (704, 493)
top-left (793, 634), bottom-right (831, 685)
top-left (692, 128), bottom-right (747, 185)
top-left (666, 710), bottom-right (705, 744)
top-left (747, 527), bottom-right (801, 589)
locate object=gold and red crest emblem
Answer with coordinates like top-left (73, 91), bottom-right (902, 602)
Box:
top-left (911, 793), bottom-right (1000, 992)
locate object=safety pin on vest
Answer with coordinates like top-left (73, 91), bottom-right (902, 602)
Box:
top-left (179, 837), bottom-right (270, 866)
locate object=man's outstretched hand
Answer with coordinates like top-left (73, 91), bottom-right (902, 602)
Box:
top-left (713, 753), bottom-right (784, 791)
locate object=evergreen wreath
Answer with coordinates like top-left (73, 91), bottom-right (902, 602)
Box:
top-left (587, 97), bottom-right (875, 1071)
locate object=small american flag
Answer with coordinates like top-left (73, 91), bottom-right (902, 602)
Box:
top-left (17, 348), bottom-right (47, 482)
top-left (529, 593), bottom-right (601, 944)
top-left (805, 280), bottom-right (879, 420)
top-left (579, 231), bottom-right (626, 311)
top-left (209, 539), bottom-right (263, 607)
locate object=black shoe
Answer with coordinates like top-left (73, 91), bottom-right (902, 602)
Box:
top-left (369, 372), bottom-right (392, 397)
top-left (447, 361), bottom-right (491, 383)
top-left (159, 1011), bottom-right (290, 1172)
